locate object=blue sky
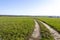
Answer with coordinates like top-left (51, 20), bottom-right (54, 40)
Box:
top-left (0, 0), bottom-right (60, 16)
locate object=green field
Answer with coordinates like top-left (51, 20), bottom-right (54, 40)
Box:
top-left (39, 17), bottom-right (60, 33)
top-left (0, 16), bottom-right (60, 40)
top-left (0, 17), bottom-right (35, 40)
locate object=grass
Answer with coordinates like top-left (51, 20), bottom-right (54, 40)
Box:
top-left (39, 17), bottom-right (60, 33)
top-left (0, 17), bottom-right (35, 40)
top-left (36, 20), bottom-right (54, 40)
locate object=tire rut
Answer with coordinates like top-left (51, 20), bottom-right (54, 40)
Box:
top-left (40, 21), bottom-right (60, 40)
top-left (29, 20), bottom-right (41, 40)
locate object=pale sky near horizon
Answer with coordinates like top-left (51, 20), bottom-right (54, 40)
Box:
top-left (0, 0), bottom-right (60, 16)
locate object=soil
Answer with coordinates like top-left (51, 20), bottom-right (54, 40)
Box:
top-left (40, 21), bottom-right (60, 40)
top-left (29, 20), bottom-right (40, 40)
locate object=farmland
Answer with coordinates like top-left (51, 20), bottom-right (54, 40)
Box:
top-left (0, 16), bottom-right (60, 40)
top-left (38, 17), bottom-right (60, 33)
top-left (36, 20), bottom-right (54, 40)
top-left (0, 17), bottom-right (35, 40)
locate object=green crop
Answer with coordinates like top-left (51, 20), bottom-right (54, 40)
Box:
top-left (0, 17), bottom-right (35, 40)
top-left (39, 17), bottom-right (60, 33)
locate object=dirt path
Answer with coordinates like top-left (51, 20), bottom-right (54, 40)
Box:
top-left (29, 20), bottom-right (40, 40)
top-left (40, 21), bottom-right (60, 40)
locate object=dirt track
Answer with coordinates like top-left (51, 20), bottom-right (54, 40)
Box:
top-left (40, 21), bottom-right (60, 40)
top-left (29, 20), bottom-right (40, 40)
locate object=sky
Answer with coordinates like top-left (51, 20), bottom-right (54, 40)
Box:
top-left (0, 0), bottom-right (60, 16)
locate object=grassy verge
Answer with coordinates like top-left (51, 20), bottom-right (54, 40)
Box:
top-left (37, 20), bottom-right (54, 40)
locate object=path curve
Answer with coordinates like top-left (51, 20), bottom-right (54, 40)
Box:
top-left (29, 20), bottom-right (41, 40)
top-left (40, 21), bottom-right (60, 40)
